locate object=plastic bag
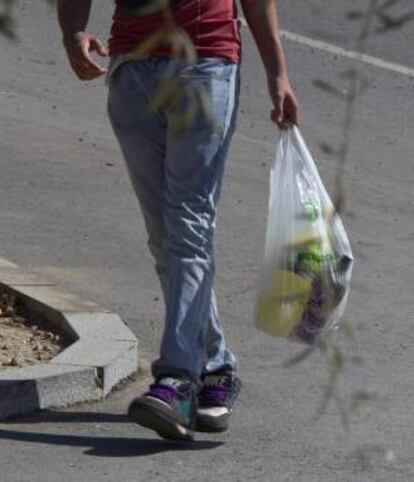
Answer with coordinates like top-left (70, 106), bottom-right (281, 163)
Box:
top-left (255, 126), bottom-right (353, 344)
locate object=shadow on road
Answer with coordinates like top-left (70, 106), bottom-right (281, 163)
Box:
top-left (0, 427), bottom-right (222, 457)
top-left (3, 409), bottom-right (130, 424)
top-left (0, 410), bottom-right (223, 456)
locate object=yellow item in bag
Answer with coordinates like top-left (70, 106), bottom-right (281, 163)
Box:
top-left (255, 270), bottom-right (312, 338)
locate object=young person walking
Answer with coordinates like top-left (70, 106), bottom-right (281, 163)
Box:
top-left (58, 0), bottom-right (299, 441)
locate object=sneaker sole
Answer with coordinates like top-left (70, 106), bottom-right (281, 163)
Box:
top-left (195, 413), bottom-right (230, 433)
top-left (128, 397), bottom-right (194, 441)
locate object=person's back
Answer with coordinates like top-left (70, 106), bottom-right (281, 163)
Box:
top-left (109, 0), bottom-right (241, 62)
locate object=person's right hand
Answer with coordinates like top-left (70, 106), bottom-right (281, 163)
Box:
top-left (268, 73), bottom-right (300, 130)
top-left (63, 32), bottom-right (108, 81)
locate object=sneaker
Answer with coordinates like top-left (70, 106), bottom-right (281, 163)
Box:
top-left (196, 371), bottom-right (241, 433)
top-left (128, 377), bottom-right (197, 441)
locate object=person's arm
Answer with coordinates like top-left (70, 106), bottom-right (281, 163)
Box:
top-left (57, 0), bottom-right (108, 80)
top-left (240, 0), bottom-right (299, 128)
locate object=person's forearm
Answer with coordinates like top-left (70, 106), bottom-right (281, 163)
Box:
top-left (57, 0), bottom-right (107, 81)
top-left (57, 0), bottom-right (92, 39)
top-left (240, 0), bottom-right (288, 79)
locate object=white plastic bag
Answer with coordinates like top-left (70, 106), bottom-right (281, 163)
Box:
top-left (255, 126), bottom-right (353, 344)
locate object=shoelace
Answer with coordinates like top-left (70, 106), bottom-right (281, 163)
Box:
top-left (147, 384), bottom-right (178, 404)
top-left (199, 386), bottom-right (228, 407)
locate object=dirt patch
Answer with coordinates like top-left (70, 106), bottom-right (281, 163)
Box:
top-left (0, 292), bottom-right (66, 369)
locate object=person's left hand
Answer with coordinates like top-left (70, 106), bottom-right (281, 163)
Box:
top-left (268, 73), bottom-right (300, 129)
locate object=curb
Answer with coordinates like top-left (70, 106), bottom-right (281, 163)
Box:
top-left (0, 256), bottom-right (139, 420)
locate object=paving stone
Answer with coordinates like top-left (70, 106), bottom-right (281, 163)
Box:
top-left (0, 364), bottom-right (99, 420)
top-left (5, 285), bottom-right (110, 314)
top-left (64, 313), bottom-right (137, 342)
top-left (0, 266), bottom-right (55, 286)
top-left (98, 344), bottom-right (138, 395)
top-left (0, 257), bottom-right (140, 419)
top-left (0, 257), bottom-right (18, 269)
top-left (50, 340), bottom-right (139, 395)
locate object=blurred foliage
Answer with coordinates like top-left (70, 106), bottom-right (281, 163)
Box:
top-left (123, 1), bottom-right (215, 135)
top-left (313, 0), bottom-right (414, 217)
top-left (0, 0), bottom-right (16, 39)
top-left (0, 0), bottom-right (55, 39)
top-left (0, 0), bottom-right (214, 135)
top-left (290, 2), bottom-right (413, 471)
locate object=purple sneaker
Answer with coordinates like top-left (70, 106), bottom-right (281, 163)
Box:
top-left (196, 372), bottom-right (241, 433)
top-left (128, 377), bottom-right (196, 441)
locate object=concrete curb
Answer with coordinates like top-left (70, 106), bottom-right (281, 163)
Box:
top-left (0, 256), bottom-right (139, 420)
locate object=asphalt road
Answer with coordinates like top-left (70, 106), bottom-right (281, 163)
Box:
top-left (0, 1), bottom-right (413, 481)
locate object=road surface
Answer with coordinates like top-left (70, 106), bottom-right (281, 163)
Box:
top-left (0, 1), bottom-right (413, 481)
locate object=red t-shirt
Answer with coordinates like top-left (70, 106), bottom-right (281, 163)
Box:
top-left (108, 0), bottom-right (241, 63)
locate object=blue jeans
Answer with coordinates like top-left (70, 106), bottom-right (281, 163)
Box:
top-left (107, 57), bottom-right (239, 386)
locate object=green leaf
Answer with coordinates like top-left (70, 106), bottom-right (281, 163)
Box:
top-left (130, 29), bottom-right (169, 59)
top-left (338, 321), bottom-right (356, 341)
top-left (319, 142), bottom-right (335, 155)
top-left (0, 14), bottom-right (16, 40)
top-left (281, 347), bottom-right (316, 368)
top-left (331, 346), bottom-right (345, 372)
top-left (347, 10), bottom-right (363, 20)
top-left (349, 390), bottom-right (379, 411)
top-left (194, 85), bottom-right (216, 132)
top-left (171, 28), bottom-right (197, 63)
top-left (313, 79), bottom-right (345, 99)
top-left (170, 89), bottom-right (198, 136)
top-left (149, 77), bottom-right (182, 112)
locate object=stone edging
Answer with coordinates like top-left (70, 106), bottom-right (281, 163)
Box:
top-left (0, 256), bottom-right (139, 420)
